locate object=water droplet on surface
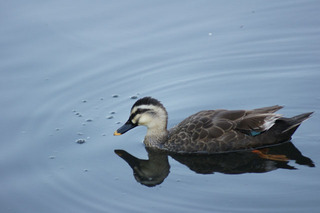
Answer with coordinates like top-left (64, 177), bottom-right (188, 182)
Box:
top-left (130, 95), bottom-right (138, 99)
top-left (76, 139), bottom-right (86, 144)
top-left (75, 112), bottom-right (82, 117)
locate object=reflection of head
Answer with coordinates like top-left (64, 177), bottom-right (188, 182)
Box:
top-left (115, 150), bottom-right (170, 187)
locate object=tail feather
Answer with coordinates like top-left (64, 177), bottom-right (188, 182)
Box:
top-left (281, 112), bottom-right (313, 134)
top-left (259, 112), bottom-right (313, 145)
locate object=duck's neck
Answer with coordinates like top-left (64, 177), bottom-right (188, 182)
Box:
top-left (144, 126), bottom-right (168, 148)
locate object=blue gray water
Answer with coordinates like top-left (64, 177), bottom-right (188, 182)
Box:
top-left (1, 1), bottom-right (320, 212)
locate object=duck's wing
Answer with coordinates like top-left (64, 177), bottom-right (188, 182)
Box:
top-left (167, 107), bottom-right (284, 153)
top-left (215, 105), bottom-right (283, 133)
top-left (169, 106), bottom-right (282, 140)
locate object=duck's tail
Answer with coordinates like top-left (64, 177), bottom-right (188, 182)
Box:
top-left (256, 112), bottom-right (313, 146)
top-left (270, 112), bottom-right (313, 142)
top-left (280, 112), bottom-right (313, 134)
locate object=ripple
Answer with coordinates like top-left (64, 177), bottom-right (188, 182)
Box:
top-left (1, 1), bottom-right (320, 213)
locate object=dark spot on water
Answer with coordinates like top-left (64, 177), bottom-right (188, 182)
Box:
top-left (112, 94), bottom-right (119, 98)
top-left (49, 156), bottom-right (55, 159)
top-left (82, 100), bottom-right (87, 103)
top-left (86, 119), bottom-right (93, 122)
top-left (116, 121), bottom-right (121, 124)
top-left (107, 116), bottom-right (114, 119)
top-left (77, 132), bottom-right (83, 135)
top-left (130, 95), bottom-right (138, 99)
top-left (76, 139), bottom-right (86, 144)
top-left (110, 111), bottom-right (116, 114)
top-left (75, 112), bottom-right (82, 117)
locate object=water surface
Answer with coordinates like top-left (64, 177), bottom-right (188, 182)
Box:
top-left (1, 1), bottom-right (320, 212)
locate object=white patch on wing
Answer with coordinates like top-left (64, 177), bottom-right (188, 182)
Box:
top-left (260, 114), bottom-right (282, 131)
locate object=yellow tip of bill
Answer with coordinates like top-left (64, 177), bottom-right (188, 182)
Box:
top-left (113, 131), bottom-right (122, 136)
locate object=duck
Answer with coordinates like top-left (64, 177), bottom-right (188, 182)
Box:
top-left (114, 97), bottom-right (313, 153)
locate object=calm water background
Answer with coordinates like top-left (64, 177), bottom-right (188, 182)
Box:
top-left (1, 1), bottom-right (320, 212)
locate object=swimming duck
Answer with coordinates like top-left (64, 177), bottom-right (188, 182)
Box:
top-left (114, 97), bottom-right (312, 153)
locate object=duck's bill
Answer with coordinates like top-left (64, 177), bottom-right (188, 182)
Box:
top-left (114, 120), bottom-right (137, 136)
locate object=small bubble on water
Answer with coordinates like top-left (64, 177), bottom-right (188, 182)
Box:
top-left (130, 95), bottom-right (138, 99)
top-left (49, 156), bottom-right (56, 159)
top-left (77, 132), bottom-right (84, 136)
top-left (82, 100), bottom-right (87, 103)
top-left (76, 139), bottom-right (86, 144)
top-left (83, 169), bottom-right (88, 172)
top-left (75, 112), bottom-right (82, 117)
top-left (112, 94), bottom-right (119, 98)
top-left (86, 119), bottom-right (93, 122)
top-left (107, 115), bottom-right (114, 119)
top-left (110, 111), bottom-right (116, 114)
top-left (116, 121), bottom-right (121, 124)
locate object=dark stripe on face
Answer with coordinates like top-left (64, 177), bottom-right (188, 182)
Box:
top-left (130, 108), bottom-right (151, 123)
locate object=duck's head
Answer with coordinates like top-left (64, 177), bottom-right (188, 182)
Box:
top-left (114, 97), bottom-right (168, 136)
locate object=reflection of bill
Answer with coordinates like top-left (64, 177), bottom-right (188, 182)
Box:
top-left (114, 142), bottom-right (314, 187)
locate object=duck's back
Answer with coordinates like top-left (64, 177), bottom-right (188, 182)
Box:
top-left (165, 106), bottom-right (292, 153)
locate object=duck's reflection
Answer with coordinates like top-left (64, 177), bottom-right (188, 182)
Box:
top-left (114, 149), bottom-right (170, 187)
top-left (115, 142), bottom-right (314, 187)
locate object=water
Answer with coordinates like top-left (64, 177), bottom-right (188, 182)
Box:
top-left (1, 0), bottom-right (320, 212)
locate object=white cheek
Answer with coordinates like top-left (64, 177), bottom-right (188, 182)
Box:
top-left (138, 114), bottom-right (152, 126)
